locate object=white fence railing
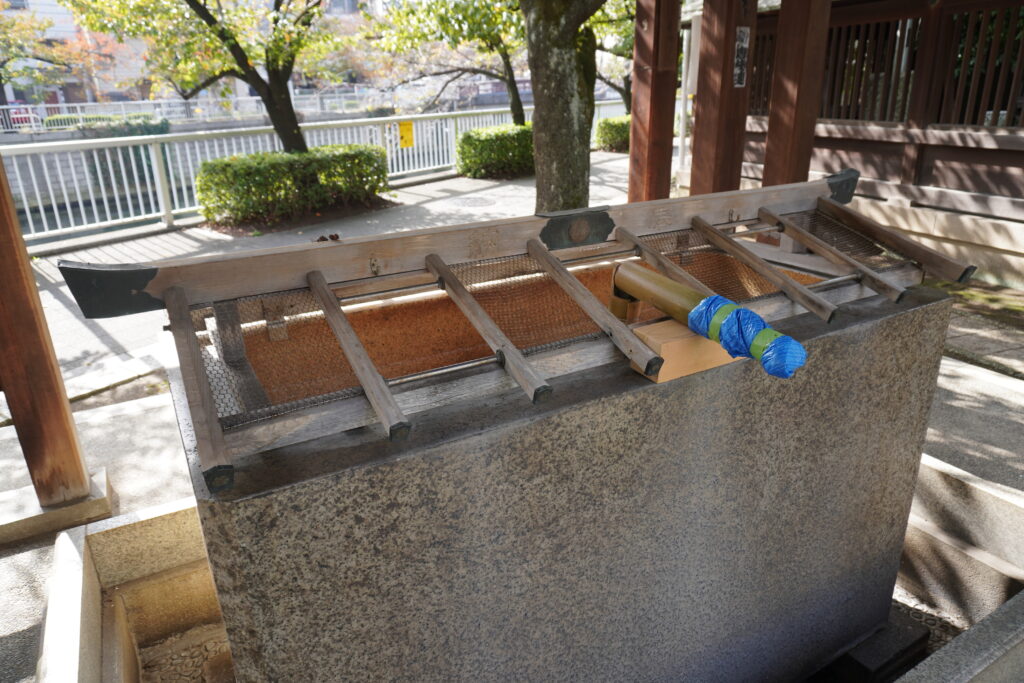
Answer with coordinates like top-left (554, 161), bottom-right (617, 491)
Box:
top-left (0, 91), bottom-right (383, 133)
top-left (0, 101), bottom-right (628, 241)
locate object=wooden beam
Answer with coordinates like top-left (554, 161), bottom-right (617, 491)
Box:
top-left (59, 178), bottom-right (838, 314)
top-left (614, 226), bottom-right (716, 297)
top-left (425, 254), bottom-right (551, 404)
top-left (0, 157), bottom-right (90, 506)
top-left (817, 198), bottom-right (976, 283)
top-left (526, 239), bottom-right (663, 376)
top-left (757, 207), bottom-right (906, 302)
top-left (691, 215), bottom-right (838, 321)
top-left (905, 1), bottom-right (947, 128)
top-left (690, 0), bottom-right (758, 194)
top-left (628, 0), bottom-right (682, 201)
top-left (307, 270), bottom-right (410, 441)
top-left (762, 0), bottom-right (832, 187)
top-left (164, 286), bottom-right (234, 492)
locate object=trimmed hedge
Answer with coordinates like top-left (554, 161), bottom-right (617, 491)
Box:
top-left (43, 112), bottom-right (158, 130)
top-left (456, 123), bottom-right (533, 179)
top-left (594, 115), bottom-right (630, 152)
top-left (195, 144), bottom-right (388, 225)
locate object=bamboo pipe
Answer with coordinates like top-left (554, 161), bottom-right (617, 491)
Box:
top-left (613, 261), bottom-right (706, 322)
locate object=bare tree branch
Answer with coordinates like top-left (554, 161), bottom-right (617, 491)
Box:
top-left (171, 68), bottom-right (243, 99)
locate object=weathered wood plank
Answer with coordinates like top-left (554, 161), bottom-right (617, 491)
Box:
top-left (527, 238), bottom-right (663, 376)
top-left (425, 253), bottom-right (551, 404)
top-left (165, 286), bottom-right (233, 491)
top-left (308, 270), bottom-right (410, 441)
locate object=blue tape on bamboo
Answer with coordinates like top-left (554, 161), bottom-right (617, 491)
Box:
top-left (687, 296), bottom-right (807, 378)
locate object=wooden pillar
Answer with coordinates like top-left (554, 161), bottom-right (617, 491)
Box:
top-left (0, 157), bottom-right (90, 506)
top-left (627, 0), bottom-right (682, 202)
top-left (761, 0), bottom-right (832, 187)
top-left (690, 0), bottom-right (757, 195)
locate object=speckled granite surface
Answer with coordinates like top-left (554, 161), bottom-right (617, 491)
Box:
top-left (174, 288), bottom-right (952, 682)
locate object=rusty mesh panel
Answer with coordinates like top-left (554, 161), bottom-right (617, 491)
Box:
top-left (447, 249), bottom-right (609, 355)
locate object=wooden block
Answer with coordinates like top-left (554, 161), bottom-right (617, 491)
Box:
top-left (631, 319), bottom-right (738, 383)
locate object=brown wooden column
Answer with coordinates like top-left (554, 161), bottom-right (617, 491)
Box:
top-left (627, 0), bottom-right (682, 202)
top-left (689, 0), bottom-right (757, 195)
top-left (761, 0), bottom-right (832, 187)
top-left (0, 157), bottom-right (90, 506)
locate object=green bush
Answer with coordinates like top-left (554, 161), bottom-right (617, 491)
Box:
top-left (43, 113), bottom-right (116, 129)
top-left (195, 144), bottom-right (389, 225)
top-left (43, 112), bottom-right (161, 130)
top-left (594, 115), bottom-right (630, 152)
top-left (79, 118), bottom-right (169, 138)
top-left (456, 123), bottom-right (533, 179)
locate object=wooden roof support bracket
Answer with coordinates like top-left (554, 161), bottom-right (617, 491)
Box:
top-left (615, 227), bottom-right (716, 298)
top-left (757, 207), bottom-right (907, 303)
top-left (816, 197), bottom-right (976, 283)
top-left (426, 254), bottom-right (552, 404)
top-left (690, 215), bottom-right (839, 322)
top-left (526, 238), bottom-right (663, 376)
top-left (307, 270), bottom-right (411, 442)
top-left (165, 287), bottom-right (234, 492)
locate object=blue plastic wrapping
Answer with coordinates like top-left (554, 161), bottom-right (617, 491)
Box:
top-left (687, 296), bottom-right (807, 378)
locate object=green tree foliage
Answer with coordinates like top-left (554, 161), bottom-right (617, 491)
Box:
top-left (0, 1), bottom-right (69, 106)
top-left (589, 0), bottom-right (635, 112)
top-left (61, 0), bottom-right (341, 151)
top-left (369, 0), bottom-right (528, 124)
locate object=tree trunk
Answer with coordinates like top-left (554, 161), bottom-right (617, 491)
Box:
top-left (621, 74), bottom-right (632, 113)
top-left (259, 71), bottom-right (309, 153)
top-left (0, 81), bottom-right (9, 107)
top-left (523, 17), bottom-right (598, 212)
top-left (498, 50), bottom-right (526, 126)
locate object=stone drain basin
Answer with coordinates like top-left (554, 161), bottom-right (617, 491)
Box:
top-left (36, 498), bottom-right (233, 682)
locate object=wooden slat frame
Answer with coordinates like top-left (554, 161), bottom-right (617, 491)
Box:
top-left (307, 270), bottom-right (410, 441)
top-left (165, 286), bottom-right (233, 492)
top-left (757, 207), bottom-right (906, 302)
top-left (425, 253), bottom-right (551, 404)
top-left (60, 178), bottom-right (839, 314)
top-left (614, 226), bottom-right (716, 297)
top-left (691, 215), bottom-right (839, 322)
top-left (526, 238), bottom-right (663, 376)
top-left (816, 197), bottom-right (975, 282)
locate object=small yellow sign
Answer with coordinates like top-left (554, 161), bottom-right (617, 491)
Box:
top-left (398, 120), bottom-right (414, 148)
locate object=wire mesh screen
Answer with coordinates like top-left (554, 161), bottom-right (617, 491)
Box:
top-left (780, 209), bottom-right (907, 271)
top-left (637, 228), bottom-right (823, 301)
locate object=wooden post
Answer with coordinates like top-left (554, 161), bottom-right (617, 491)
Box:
top-left (761, 0), bottom-right (832, 187)
top-left (628, 0), bottom-right (682, 202)
top-left (0, 157), bottom-right (90, 506)
top-left (902, 2), bottom-right (948, 187)
top-left (690, 0), bottom-right (757, 195)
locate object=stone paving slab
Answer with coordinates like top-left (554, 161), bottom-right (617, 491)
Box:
top-left (925, 357), bottom-right (1024, 492)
